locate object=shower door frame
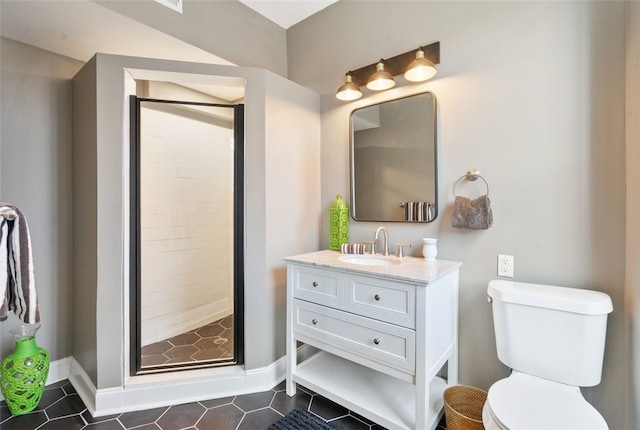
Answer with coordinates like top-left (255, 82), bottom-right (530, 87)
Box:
top-left (129, 96), bottom-right (245, 375)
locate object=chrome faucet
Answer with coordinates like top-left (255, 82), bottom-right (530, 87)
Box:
top-left (374, 226), bottom-right (389, 256)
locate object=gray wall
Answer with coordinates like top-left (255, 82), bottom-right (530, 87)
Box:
top-left (0, 37), bottom-right (82, 361)
top-left (71, 53), bottom-right (320, 389)
top-left (288, 1), bottom-right (628, 428)
top-left (93, 0), bottom-right (287, 76)
top-left (626, 1), bottom-right (640, 428)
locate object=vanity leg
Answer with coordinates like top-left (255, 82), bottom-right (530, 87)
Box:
top-left (286, 334), bottom-right (297, 396)
top-left (448, 348), bottom-right (459, 386)
top-left (286, 268), bottom-right (297, 396)
top-left (416, 286), bottom-right (428, 430)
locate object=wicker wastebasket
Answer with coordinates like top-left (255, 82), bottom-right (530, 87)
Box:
top-left (443, 385), bottom-right (488, 430)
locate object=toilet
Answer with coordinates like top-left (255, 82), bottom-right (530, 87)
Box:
top-left (484, 280), bottom-right (613, 430)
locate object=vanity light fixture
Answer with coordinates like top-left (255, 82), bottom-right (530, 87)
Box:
top-left (335, 41), bottom-right (440, 101)
top-left (366, 61), bottom-right (396, 91)
top-left (336, 73), bottom-right (363, 101)
top-left (404, 48), bottom-right (437, 82)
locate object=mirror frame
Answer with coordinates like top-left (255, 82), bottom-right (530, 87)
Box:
top-left (349, 91), bottom-right (438, 222)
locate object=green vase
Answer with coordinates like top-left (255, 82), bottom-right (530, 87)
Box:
top-left (1, 323), bottom-right (50, 415)
top-left (329, 194), bottom-right (349, 251)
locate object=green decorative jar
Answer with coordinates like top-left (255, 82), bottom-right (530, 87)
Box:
top-left (329, 194), bottom-right (349, 251)
top-left (1, 323), bottom-right (49, 415)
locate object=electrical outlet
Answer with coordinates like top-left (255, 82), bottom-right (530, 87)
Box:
top-left (498, 254), bottom-right (514, 277)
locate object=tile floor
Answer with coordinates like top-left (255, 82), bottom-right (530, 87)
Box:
top-left (0, 379), bottom-right (448, 430)
top-left (141, 315), bottom-right (234, 368)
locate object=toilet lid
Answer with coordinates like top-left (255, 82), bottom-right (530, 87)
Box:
top-left (486, 372), bottom-right (608, 430)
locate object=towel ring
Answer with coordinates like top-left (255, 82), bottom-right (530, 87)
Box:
top-left (453, 169), bottom-right (490, 197)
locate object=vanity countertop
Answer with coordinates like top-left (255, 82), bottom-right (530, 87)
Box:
top-left (284, 250), bottom-right (461, 285)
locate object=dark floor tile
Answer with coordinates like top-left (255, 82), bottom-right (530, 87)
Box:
top-left (233, 390), bottom-right (275, 412)
top-left (82, 409), bottom-right (121, 424)
top-left (128, 424), bottom-right (161, 430)
top-left (39, 414), bottom-right (86, 429)
top-left (62, 381), bottom-right (78, 394)
top-left (199, 396), bottom-right (235, 409)
top-left (0, 403), bottom-right (11, 422)
top-left (270, 390), bottom-right (312, 416)
top-left (43, 380), bottom-right (68, 389)
top-left (220, 316), bottom-right (234, 329)
top-left (168, 332), bottom-right (201, 346)
top-left (35, 387), bottom-right (66, 410)
top-left (237, 407), bottom-right (282, 430)
top-left (142, 341), bottom-right (172, 355)
top-left (164, 345), bottom-right (199, 360)
top-left (330, 415), bottom-right (371, 430)
top-left (141, 354), bottom-right (172, 367)
top-left (44, 393), bottom-right (86, 418)
top-left (118, 406), bottom-right (169, 428)
top-left (196, 324), bottom-right (226, 338)
top-left (85, 418), bottom-right (126, 429)
top-left (192, 348), bottom-right (226, 361)
top-left (271, 380), bottom-right (287, 392)
top-left (0, 410), bottom-right (48, 430)
top-left (196, 404), bottom-right (245, 430)
top-left (438, 414), bottom-right (447, 428)
top-left (310, 396), bottom-right (349, 420)
top-left (156, 402), bottom-right (205, 430)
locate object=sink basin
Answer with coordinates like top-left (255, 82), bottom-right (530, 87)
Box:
top-left (338, 255), bottom-right (400, 267)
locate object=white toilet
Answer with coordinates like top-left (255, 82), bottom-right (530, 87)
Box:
top-left (484, 280), bottom-right (613, 430)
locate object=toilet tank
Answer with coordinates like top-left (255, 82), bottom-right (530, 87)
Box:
top-left (487, 280), bottom-right (613, 387)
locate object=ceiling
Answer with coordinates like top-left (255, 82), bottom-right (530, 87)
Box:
top-left (238, 0), bottom-right (338, 29)
top-left (0, 0), bottom-right (336, 101)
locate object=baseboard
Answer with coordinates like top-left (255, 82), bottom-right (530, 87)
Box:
top-left (2, 345), bottom-right (314, 415)
top-left (67, 344), bottom-right (314, 417)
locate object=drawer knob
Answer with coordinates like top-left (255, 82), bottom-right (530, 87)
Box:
top-left (312, 319), bottom-right (318, 325)
top-left (374, 294), bottom-right (381, 301)
top-left (373, 338), bottom-right (381, 345)
top-left (312, 281), bottom-right (319, 287)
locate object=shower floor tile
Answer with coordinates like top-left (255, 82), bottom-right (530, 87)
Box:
top-left (141, 315), bottom-right (234, 367)
top-left (0, 379), bottom-right (450, 430)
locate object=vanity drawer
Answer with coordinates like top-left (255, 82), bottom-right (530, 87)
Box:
top-left (292, 299), bottom-right (415, 373)
top-left (291, 266), bottom-right (340, 307)
top-left (344, 276), bottom-right (416, 329)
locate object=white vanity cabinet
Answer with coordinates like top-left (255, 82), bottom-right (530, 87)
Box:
top-left (285, 250), bottom-right (461, 430)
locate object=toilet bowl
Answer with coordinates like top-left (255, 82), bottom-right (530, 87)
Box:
top-left (482, 372), bottom-right (608, 430)
top-left (486, 280), bottom-right (613, 430)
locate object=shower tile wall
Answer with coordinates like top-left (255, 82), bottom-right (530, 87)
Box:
top-left (140, 105), bottom-right (234, 347)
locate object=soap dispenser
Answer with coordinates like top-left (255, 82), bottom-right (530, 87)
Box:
top-left (329, 194), bottom-right (349, 251)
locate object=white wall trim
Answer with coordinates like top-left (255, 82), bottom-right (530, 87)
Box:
top-left (65, 344), bottom-right (313, 417)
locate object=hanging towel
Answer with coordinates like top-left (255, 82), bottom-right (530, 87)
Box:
top-left (452, 195), bottom-right (493, 230)
top-left (403, 202), bottom-right (433, 222)
top-left (0, 203), bottom-right (40, 324)
top-left (341, 243), bottom-right (366, 254)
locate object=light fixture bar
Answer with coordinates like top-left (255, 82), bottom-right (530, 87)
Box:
top-left (348, 41), bottom-right (440, 87)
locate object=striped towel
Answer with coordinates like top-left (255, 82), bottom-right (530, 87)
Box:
top-left (403, 201), bottom-right (433, 222)
top-left (0, 203), bottom-right (40, 324)
top-left (341, 243), bottom-right (366, 254)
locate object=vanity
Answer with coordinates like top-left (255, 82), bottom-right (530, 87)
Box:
top-left (285, 250), bottom-right (461, 430)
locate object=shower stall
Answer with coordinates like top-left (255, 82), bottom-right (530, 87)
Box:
top-left (129, 90), bottom-right (244, 375)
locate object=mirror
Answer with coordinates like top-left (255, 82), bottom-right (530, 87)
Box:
top-left (350, 92), bottom-right (437, 222)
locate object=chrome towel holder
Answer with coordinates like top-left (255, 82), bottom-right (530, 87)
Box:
top-left (453, 169), bottom-right (490, 197)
